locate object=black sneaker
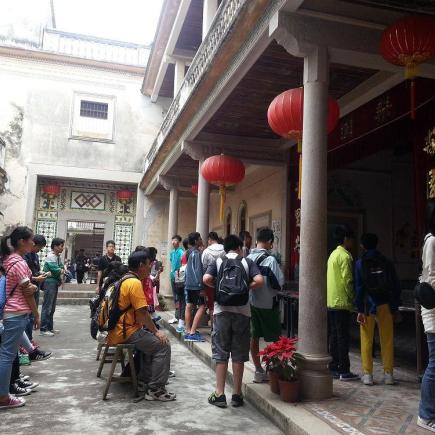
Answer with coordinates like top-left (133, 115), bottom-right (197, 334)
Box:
top-left (16, 379), bottom-right (39, 390)
top-left (29, 348), bottom-right (52, 361)
top-left (331, 371), bottom-right (340, 380)
top-left (339, 372), bottom-right (360, 382)
top-left (231, 394), bottom-right (244, 407)
top-left (208, 392), bottom-right (227, 408)
top-left (10, 383), bottom-right (31, 396)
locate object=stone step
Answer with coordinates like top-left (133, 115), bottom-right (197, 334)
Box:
top-left (62, 283), bottom-right (95, 291)
top-left (57, 298), bottom-right (90, 305)
top-left (58, 290), bottom-right (95, 298)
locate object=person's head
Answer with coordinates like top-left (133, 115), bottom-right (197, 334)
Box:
top-left (105, 240), bottom-right (116, 256)
top-left (128, 250), bottom-right (151, 280)
top-left (171, 235), bottom-right (182, 249)
top-left (188, 232), bottom-right (202, 249)
top-left (334, 226), bottom-right (354, 251)
top-left (148, 247), bottom-right (158, 261)
top-left (51, 237), bottom-right (65, 254)
top-left (207, 231), bottom-right (219, 246)
top-left (223, 234), bottom-right (243, 254)
top-left (134, 245), bottom-right (147, 252)
top-left (426, 198), bottom-right (435, 236)
top-left (102, 260), bottom-right (129, 290)
top-left (360, 233), bottom-right (378, 252)
top-left (0, 226), bottom-right (34, 257)
top-left (256, 228), bottom-right (274, 250)
top-left (239, 231), bottom-right (252, 249)
top-left (32, 234), bottom-right (47, 253)
top-left (182, 238), bottom-right (189, 250)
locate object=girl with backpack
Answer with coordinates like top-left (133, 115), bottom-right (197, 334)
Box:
top-left (0, 227), bottom-right (39, 409)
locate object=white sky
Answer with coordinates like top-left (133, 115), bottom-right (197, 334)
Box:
top-left (53, 0), bottom-right (164, 45)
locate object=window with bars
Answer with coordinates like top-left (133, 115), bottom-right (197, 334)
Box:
top-left (80, 100), bottom-right (109, 119)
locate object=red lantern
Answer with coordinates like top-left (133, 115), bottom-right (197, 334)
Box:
top-left (201, 154), bottom-right (245, 222)
top-left (42, 184), bottom-right (60, 198)
top-left (117, 190), bottom-right (133, 203)
top-left (380, 15), bottom-right (435, 119)
top-left (267, 88), bottom-right (339, 198)
top-left (191, 184), bottom-right (198, 196)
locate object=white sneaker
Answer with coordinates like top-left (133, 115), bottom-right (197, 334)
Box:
top-left (39, 331), bottom-right (54, 337)
top-left (50, 329), bottom-right (60, 334)
top-left (253, 370), bottom-right (269, 383)
top-left (168, 318), bottom-right (178, 324)
top-left (362, 373), bottom-right (374, 385)
top-left (417, 416), bottom-right (435, 433)
top-left (384, 372), bottom-right (395, 385)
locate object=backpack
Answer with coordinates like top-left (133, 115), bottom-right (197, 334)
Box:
top-left (0, 260), bottom-right (23, 320)
top-left (174, 264), bottom-right (186, 288)
top-left (216, 256), bottom-right (249, 306)
top-left (361, 253), bottom-right (391, 300)
top-left (98, 274), bottom-right (135, 338)
top-left (89, 295), bottom-right (101, 340)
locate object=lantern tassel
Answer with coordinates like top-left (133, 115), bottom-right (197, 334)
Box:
top-left (219, 185), bottom-right (226, 223)
top-left (410, 78), bottom-right (416, 120)
top-left (297, 139), bottom-right (302, 200)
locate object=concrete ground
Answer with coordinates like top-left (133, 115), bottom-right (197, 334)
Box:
top-left (1, 306), bottom-right (283, 435)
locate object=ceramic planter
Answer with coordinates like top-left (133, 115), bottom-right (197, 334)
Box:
top-left (269, 370), bottom-right (280, 394)
top-left (278, 379), bottom-right (299, 403)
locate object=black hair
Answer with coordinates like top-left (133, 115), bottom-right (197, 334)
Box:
top-left (106, 240), bottom-right (116, 247)
top-left (208, 232), bottom-right (219, 242)
top-left (257, 228), bottom-right (274, 244)
top-left (182, 238), bottom-right (189, 250)
top-left (0, 226), bottom-right (34, 257)
top-left (51, 237), bottom-right (65, 249)
top-left (134, 245), bottom-right (147, 252)
top-left (427, 198), bottom-right (435, 236)
top-left (223, 234), bottom-right (243, 253)
top-left (33, 234), bottom-right (47, 247)
top-left (239, 231), bottom-right (251, 241)
top-left (188, 232), bottom-right (201, 246)
top-left (148, 247), bottom-right (157, 261)
top-left (128, 251), bottom-right (151, 272)
top-left (101, 261), bottom-right (129, 294)
top-left (172, 235), bottom-right (182, 242)
top-left (218, 237), bottom-right (224, 245)
top-left (334, 226), bottom-right (354, 245)
top-left (360, 233), bottom-right (378, 250)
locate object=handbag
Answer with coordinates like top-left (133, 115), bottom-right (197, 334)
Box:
top-left (414, 281), bottom-right (435, 309)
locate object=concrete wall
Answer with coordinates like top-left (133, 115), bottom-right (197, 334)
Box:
top-left (0, 53), bottom-right (171, 233)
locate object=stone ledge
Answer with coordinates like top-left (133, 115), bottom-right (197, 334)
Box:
top-left (160, 311), bottom-right (339, 435)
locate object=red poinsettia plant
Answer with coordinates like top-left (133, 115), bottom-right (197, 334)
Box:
top-left (258, 336), bottom-right (299, 382)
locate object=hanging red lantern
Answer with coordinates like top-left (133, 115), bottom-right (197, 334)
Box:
top-left (267, 88), bottom-right (339, 198)
top-left (191, 184), bottom-right (198, 196)
top-left (42, 184), bottom-right (60, 198)
top-left (117, 189), bottom-right (133, 203)
top-left (201, 154), bottom-right (245, 223)
top-left (380, 15), bottom-right (435, 119)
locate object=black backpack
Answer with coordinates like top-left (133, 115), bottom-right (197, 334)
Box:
top-left (216, 256), bottom-right (249, 306)
top-left (361, 253), bottom-right (391, 300)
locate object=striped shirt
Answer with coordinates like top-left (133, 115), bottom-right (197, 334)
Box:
top-left (3, 253), bottom-right (32, 313)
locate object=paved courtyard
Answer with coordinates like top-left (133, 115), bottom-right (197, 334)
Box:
top-left (1, 306), bottom-right (282, 435)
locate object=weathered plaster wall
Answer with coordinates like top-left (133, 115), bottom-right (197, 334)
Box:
top-left (0, 54), bottom-right (170, 233)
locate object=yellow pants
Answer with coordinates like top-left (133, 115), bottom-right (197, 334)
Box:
top-left (360, 304), bottom-right (394, 374)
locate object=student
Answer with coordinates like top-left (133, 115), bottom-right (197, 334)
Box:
top-left (202, 232), bottom-right (225, 322)
top-left (184, 232), bottom-right (206, 342)
top-left (75, 249), bottom-right (87, 284)
top-left (355, 233), bottom-right (401, 386)
top-left (239, 231), bottom-right (252, 258)
top-left (169, 235), bottom-right (184, 324)
top-left (40, 237), bottom-right (64, 336)
top-left (96, 241), bottom-right (121, 294)
top-left (204, 235), bottom-right (263, 408)
top-left (247, 228), bottom-right (284, 383)
top-left (327, 227), bottom-right (359, 381)
top-left (107, 251), bottom-right (175, 401)
top-left (417, 199), bottom-right (435, 432)
top-left (0, 226), bottom-right (39, 409)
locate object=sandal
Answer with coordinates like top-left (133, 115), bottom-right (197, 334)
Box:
top-left (145, 388), bottom-right (176, 402)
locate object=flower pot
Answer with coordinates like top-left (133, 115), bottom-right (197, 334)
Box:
top-left (269, 371), bottom-right (280, 394)
top-left (278, 379), bottom-right (299, 403)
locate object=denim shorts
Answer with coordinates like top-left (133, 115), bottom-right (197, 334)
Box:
top-left (212, 311), bottom-right (250, 363)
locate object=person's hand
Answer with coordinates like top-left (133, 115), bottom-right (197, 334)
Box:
top-left (154, 330), bottom-right (169, 345)
top-left (95, 287), bottom-right (101, 294)
top-left (33, 274), bottom-right (46, 283)
top-left (394, 311), bottom-right (403, 324)
top-left (45, 271), bottom-right (52, 277)
top-left (33, 313), bottom-right (40, 330)
top-left (357, 313), bottom-right (367, 325)
top-left (22, 283), bottom-right (37, 297)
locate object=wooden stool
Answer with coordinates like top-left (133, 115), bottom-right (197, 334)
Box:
top-left (97, 343), bottom-right (138, 400)
top-left (96, 342), bottom-right (104, 361)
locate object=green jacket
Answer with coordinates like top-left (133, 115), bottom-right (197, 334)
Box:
top-left (43, 252), bottom-right (63, 285)
top-left (327, 245), bottom-right (354, 311)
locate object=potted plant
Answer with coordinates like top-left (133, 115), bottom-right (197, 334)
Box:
top-left (259, 336), bottom-right (299, 401)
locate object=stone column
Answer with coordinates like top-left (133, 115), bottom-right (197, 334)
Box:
top-left (202, 0), bottom-right (218, 40)
top-left (167, 187), bottom-right (179, 243)
top-left (297, 46), bottom-right (332, 400)
top-left (174, 60), bottom-right (185, 94)
top-left (133, 186), bottom-right (145, 247)
top-left (196, 158), bottom-right (210, 241)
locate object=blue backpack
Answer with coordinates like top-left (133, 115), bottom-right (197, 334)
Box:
top-left (0, 261), bottom-right (21, 319)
